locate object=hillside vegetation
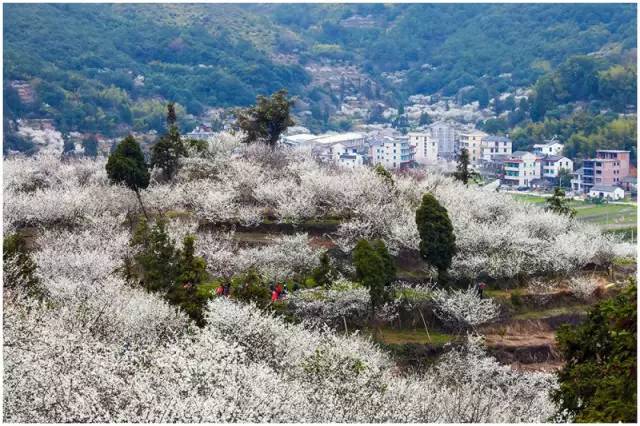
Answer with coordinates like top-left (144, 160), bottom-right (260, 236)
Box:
top-left (4, 3), bottom-right (636, 136)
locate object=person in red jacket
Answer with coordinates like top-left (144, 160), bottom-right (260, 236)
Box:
top-left (271, 289), bottom-right (278, 302)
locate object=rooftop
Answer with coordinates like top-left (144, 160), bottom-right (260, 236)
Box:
top-left (483, 135), bottom-right (511, 143)
top-left (313, 132), bottom-right (365, 145)
top-left (590, 185), bottom-right (623, 193)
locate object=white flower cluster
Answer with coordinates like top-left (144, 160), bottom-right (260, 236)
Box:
top-left (287, 280), bottom-right (371, 327)
top-left (431, 286), bottom-right (501, 330)
top-left (567, 275), bottom-right (601, 301)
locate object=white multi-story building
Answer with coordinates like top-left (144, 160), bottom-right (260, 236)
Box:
top-left (540, 155), bottom-right (574, 184)
top-left (427, 121), bottom-right (456, 158)
top-left (408, 132), bottom-right (438, 165)
top-left (481, 135), bottom-right (512, 161)
top-left (459, 130), bottom-right (488, 167)
top-left (533, 139), bottom-right (564, 156)
top-left (370, 136), bottom-right (415, 170)
top-left (330, 143), bottom-right (365, 167)
top-left (502, 151), bottom-right (541, 187)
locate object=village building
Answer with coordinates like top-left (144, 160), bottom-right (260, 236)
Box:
top-left (501, 151), bottom-right (541, 188)
top-left (588, 185), bottom-right (625, 201)
top-left (370, 136), bottom-right (415, 170)
top-left (533, 137), bottom-right (564, 156)
top-left (408, 132), bottom-right (438, 165)
top-left (576, 150), bottom-right (631, 193)
top-left (459, 129), bottom-right (488, 166)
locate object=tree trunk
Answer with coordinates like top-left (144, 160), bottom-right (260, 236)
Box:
top-left (134, 189), bottom-right (150, 221)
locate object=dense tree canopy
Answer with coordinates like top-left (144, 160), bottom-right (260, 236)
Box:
top-left (553, 282), bottom-right (637, 422)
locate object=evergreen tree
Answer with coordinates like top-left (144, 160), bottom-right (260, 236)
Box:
top-left (353, 239), bottom-right (394, 312)
top-left (553, 282), bottom-right (637, 422)
top-left (415, 193), bottom-right (456, 279)
top-left (311, 252), bottom-right (335, 288)
top-left (453, 148), bottom-right (475, 185)
top-left (546, 188), bottom-right (576, 218)
top-left (236, 89), bottom-right (295, 147)
top-left (151, 104), bottom-right (186, 181)
top-left (106, 134), bottom-right (150, 219)
top-left (83, 135), bottom-right (99, 158)
top-left (131, 218), bottom-right (180, 292)
top-left (167, 235), bottom-right (210, 326)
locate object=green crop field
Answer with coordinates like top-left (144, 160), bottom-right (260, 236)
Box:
top-left (512, 194), bottom-right (637, 237)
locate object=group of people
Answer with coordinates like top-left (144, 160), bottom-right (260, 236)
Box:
top-left (214, 282), bottom-right (231, 297)
top-left (270, 282), bottom-right (288, 302)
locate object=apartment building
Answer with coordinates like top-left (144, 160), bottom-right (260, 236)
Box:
top-left (408, 132), bottom-right (438, 165)
top-left (481, 135), bottom-right (512, 161)
top-left (426, 121), bottom-right (456, 158)
top-left (541, 155), bottom-right (574, 184)
top-left (370, 136), bottom-right (415, 170)
top-left (579, 150), bottom-right (631, 192)
top-left (459, 130), bottom-right (487, 166)
top-left (501, 151), bottom-right (540, 187)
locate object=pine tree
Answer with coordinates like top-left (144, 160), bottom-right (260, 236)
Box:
top-left (151, 104), bottom-right (186, 181)
top-left (106, 135), bottom-right (150, 219)
top-left (236, 89), bottom-right (295, 147)
top-left (415, 193), bottom-right (456, 280)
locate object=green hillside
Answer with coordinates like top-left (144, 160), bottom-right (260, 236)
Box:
top-left (3, 3), bottom-right (636, 137)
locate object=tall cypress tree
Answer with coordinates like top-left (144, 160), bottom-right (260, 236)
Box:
top-left (415, 193), bottom-right (456, 280)
top-left (151, 103), bottom-right (186, 181)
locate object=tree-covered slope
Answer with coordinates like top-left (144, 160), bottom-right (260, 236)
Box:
top-left (3, 3), bottom-right (636, 137)
top-left (4, 3), bottom-right (309, 134)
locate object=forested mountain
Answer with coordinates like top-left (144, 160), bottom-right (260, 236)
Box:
top-left (4, 3), bottom-right (636, 137)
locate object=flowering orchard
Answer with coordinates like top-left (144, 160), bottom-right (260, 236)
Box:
top-left (2, 136), bottom-right (628, 421)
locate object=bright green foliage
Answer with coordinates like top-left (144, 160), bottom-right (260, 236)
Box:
top-left (231, 269), bottom-right (271, 304)
top-left (553, 282), bottom-right (637, 423)
top-left (546, 188), bottom-right (576, 218)
top-left (352, 239), bottom-right (395, 311)
top-left (106, 135), bottom-right (150, 192)
top-left (598, 65), bottom-right (637, 112)
top-left (453, 148), bottom-right (476, 185)
top-left (236, 89), bottom-right (295, 147)
top-left (415, 193), bottom-right (456, 277)
top-left (3, 233), bottom-right (46, 299)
